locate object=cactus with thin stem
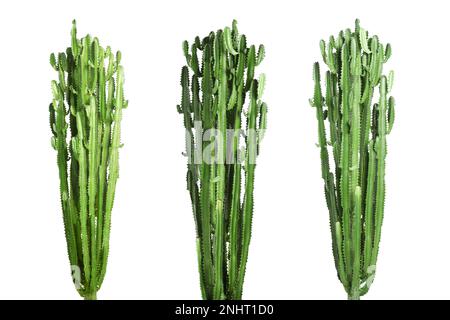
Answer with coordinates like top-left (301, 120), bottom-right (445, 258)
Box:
top-left (178, 20), bottom-right (267, 300)
top-left (49, 20), bottom-right (127, 300)
top-left (310, 19), bottom-right (395, 300)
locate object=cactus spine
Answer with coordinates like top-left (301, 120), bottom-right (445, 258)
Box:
top-left (311, 19), bottom-right (394, 299)
top-left (178, 20), bottom-right (267, 300)
top-left (49, 20), bottom-right (127, 300)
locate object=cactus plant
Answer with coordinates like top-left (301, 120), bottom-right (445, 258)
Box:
top-left (49, 20), bottom-right (127, 300)
top-left (178, 20), bottom-right (267, 300)
top-left (310, 19), bottom-right (394, 299)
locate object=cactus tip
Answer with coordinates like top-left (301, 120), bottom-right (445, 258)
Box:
top-left (116, 50), bottom-right (122, 64)
top-left (313, 62), bottom-right (320, 81)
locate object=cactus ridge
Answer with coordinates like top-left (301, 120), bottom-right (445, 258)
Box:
top-left (178, 21), bottom-right (267, 300)
top-left (311, 20), bottom-right (394, 299)
top-left (49, 21), bottom-right (126, 300)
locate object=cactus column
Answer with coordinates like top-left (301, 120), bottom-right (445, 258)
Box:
top-left (178, 20), bottom-right (267, 300)
top-left (310, 19), bottom-right (395, 299)
top-left (49, 20), bottom-right (127, 299)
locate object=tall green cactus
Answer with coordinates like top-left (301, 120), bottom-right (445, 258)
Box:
top-left (49, 20), bottom-right (127, 300)
top-left (311, 19), bottom-right (394, 299)
top-left (178, 20), bottom-right (267, 300)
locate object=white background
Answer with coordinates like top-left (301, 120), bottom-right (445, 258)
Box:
top-left (0, 0), bottom-right (448, 300)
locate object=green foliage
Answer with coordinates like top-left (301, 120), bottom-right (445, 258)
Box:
top-left (311, 19), bottom-right (394, 299)
top-left (178, 20), bottom-right (267, 300)
top-left (49, 20), bottom-right (127, 300)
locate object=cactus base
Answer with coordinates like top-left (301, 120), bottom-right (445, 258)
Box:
top-left (84, 291), bottom-right (97, 300)
top-left (348, 293), bottom-right (360, 300)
